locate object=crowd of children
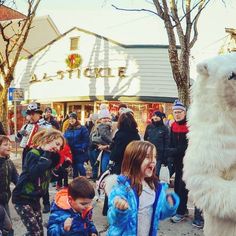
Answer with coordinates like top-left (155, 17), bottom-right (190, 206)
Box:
top-left (0, 100), bottom-right (205, 236)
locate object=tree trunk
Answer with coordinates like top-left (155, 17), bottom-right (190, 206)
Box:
top-left (176, 80), bottom-right (190, 108)
top-left (0, 84), bottom-right (9, 133)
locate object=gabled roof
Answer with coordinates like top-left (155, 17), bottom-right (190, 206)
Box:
top-left (28, 26), bottom-right (175, 59)
top-left (0, 15), bottom-right (61, 59)
top-left (0, 5), bottom-right (26, 21)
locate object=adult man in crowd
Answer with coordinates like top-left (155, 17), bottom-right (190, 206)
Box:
top-left (169, 100), bottom-right (204, 228)
top-left (169, 100), bottom-right (189, 223)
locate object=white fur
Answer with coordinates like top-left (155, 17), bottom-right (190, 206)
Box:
top-left (183, 53), bottom-right (236, 236)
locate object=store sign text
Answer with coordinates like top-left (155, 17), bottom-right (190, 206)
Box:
top-left (30, 67), bottom-right (127, 83)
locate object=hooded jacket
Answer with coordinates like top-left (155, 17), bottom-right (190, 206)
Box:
top-left (64, 124), bottom-right (89, 163)
top-left (144, 120), bottom-right (170, 163)
top-left (106, 175), bottom-right (179, 236)
top-left (47, 188), bottom-right (97, 236)
top-left (12, 149), bottom-right (56, 207)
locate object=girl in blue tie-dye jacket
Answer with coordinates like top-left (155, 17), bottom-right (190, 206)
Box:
top-left (105, 140), bottom-right (179, 236)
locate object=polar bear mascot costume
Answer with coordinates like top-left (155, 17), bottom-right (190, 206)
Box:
top-left (183, 52), bottom-right (236, 236)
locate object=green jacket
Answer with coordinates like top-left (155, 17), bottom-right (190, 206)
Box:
top-left (12, 149), bottom-right (52, 207)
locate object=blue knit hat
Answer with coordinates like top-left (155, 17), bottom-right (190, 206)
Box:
top-left (172, 100), bottom-right (186, 111)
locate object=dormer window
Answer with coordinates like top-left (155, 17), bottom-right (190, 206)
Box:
top-left (70, 37), bottom-right (79, 50)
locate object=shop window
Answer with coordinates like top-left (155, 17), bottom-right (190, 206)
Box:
top-left (70, 37), bottom-right (79, 50)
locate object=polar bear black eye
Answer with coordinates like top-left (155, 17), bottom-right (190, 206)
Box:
top-left (228, 72), bottom-right (236, 80)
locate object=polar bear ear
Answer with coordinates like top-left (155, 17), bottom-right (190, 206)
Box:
top-left (196, 62), bottom-right (209, 77)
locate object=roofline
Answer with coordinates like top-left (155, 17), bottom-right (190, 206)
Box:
top-left (0, 5), bottom-right (26, 20)
top-left (27, 26), bottom-right (180, 59)
top-left (28, 26), bottom-right (76, 59)
top-left (5, 15), bottom-right (61, 58)
top-left (37, 15), bottom-right (61, 36)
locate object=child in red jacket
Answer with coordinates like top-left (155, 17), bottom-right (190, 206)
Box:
top-left (55, 144), bottom-right (72, 190)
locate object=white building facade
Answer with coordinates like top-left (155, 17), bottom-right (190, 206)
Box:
top-left (13, 27), bottom-right (178, 133)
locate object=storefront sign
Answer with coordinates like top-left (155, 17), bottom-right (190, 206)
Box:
top-left (30, 67), bottom-right (127, 83)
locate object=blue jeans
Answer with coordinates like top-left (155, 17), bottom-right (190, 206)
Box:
top-left (72, 162), bottom-right (86, 178)
top-left (101, 151), bottom-right (110, 174)
top-left (89, 149), bottom-right (99, 179)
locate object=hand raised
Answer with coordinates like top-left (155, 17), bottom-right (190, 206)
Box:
top-left (64, 217), bottom-right (73, 232)
top-left (114, 198), bottom-right (129, 211)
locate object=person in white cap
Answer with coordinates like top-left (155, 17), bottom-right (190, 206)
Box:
top-left (16, 102), bottom-right (51, 166)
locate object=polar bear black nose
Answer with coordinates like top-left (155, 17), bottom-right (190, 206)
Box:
top-left (228, 72), bottom-right (236, 80)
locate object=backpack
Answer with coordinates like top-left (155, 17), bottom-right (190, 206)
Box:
top-left (90, 126), bottom-right (103, 145)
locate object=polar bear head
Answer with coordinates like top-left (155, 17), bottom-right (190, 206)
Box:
top-left (191, 53), bottom-right (236, 119)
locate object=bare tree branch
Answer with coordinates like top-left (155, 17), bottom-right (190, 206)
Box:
top-left (112, 4), bottom-right (160, 17)
top-left (191, 0), bottom-right (211, 24)
top-left (0, 0), bottom-right (42, 130)
top-left (190, 0), bottom-right (211, 47)
top-left (152, 0), bottom-right (165, 19)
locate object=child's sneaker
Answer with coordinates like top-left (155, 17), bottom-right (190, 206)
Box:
top-left (170, 214), bottom-right (185, 223)
top-left (192, 219), bottom-right (204, 229)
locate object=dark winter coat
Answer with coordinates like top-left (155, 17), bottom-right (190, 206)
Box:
top-left (64, 125), bottom-right (89, 163)
top-left (12, 149), bottom-right (54, 208)
top-left (0, 157), bottom-right (18, 205)
top-left (110, 127), bottom-right (140, 174)
top-left (144, 121), bottom-right (170, 163)
top-left (169, 118), bottom-right (188, 167)
top-left (0, 122), bottom-right (6, 135)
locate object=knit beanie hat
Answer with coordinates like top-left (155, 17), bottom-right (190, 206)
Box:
top-left (152, 111), bottom-right (166, 119)
top-left (69, 112), bottom-right (77, 120)
top-left (98, 104), bottom-right (111, 119)
top-left (172, 100), bottom-right (186, 111)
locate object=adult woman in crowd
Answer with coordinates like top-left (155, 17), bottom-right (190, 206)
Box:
top-left (144, 111), bottom-right (169, 176)
top-left (64, 112), bottom-right (89, 178)
top-left (110, 110), bottom-right (140, 174)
